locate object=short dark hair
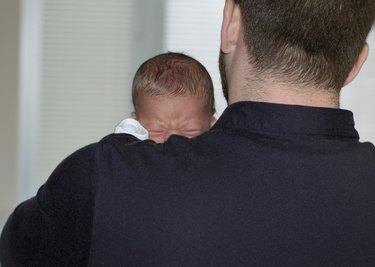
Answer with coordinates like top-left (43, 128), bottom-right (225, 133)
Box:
top-left (132, 52), bottom-right (215, 115)
top-left (234, 0), bottom-right (375, 90)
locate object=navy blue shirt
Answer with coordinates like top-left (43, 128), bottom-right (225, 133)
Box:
top-left (1, 101), bottom-right (375, 266)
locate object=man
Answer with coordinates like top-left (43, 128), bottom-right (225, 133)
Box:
top-left (1, 0), bottom-right (375, 266)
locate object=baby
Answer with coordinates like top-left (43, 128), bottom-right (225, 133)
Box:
top-left (115, 52), bottom-right (216, 143)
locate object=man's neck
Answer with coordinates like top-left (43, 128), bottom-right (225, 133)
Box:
top-left (228, 81), bottom-right (340, 108)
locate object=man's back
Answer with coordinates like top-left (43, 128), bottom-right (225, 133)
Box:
top-left (3, 101), bottom-right (373, 266)
top-left (92, 102), bottom-right (375, 266)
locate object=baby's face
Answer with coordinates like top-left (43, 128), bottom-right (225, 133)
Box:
top-left (133, 94), bottom-right (212, 143)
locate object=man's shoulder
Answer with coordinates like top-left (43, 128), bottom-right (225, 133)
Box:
top-left (97, 133), bottom-right (160, 154)
top-left (67, 133), bottom-right (148, 160)
top-left (93, 132), bottom-right (224, 176)
top-left (99, 132), bottom-right (144, 144)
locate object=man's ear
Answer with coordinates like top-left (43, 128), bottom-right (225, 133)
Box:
top-left (221, 0), bottom-right (242, 54)
top-left (343, 43), bottom-right (369, 87)
top-left (131, 111), bottom-right (137, 119)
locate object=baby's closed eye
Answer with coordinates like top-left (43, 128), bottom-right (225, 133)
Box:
top-left (181, 128), bottom-right (202, 137)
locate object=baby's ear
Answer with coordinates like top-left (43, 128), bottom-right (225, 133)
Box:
top-left (131, 112), bottom-right (137, 119)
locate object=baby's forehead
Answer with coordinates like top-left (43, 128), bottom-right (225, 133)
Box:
top-left (136, 93), bottom-right (211, 117)
top-left (134, 91), bottom-right (214, 117)
top-left (138, 91), bottom-right (210, 105)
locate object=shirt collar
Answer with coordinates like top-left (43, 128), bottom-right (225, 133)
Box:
top-left (212, 101), bottom-right (359, 139)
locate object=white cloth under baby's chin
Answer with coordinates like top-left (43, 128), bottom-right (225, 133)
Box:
top-left (114, 118), bottom-right (149, 140)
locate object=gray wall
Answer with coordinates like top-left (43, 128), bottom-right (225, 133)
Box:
top-left (0, 0), bottom-right (20, 220)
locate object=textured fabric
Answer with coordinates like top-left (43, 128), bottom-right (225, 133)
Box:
top-left (1, 101), bottom-right (375, 266)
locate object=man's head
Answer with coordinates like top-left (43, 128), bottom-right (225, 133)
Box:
top-left (220, 0), bottom-right (375, 105)
top-left (132, 52), bottom-right (215, 143)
